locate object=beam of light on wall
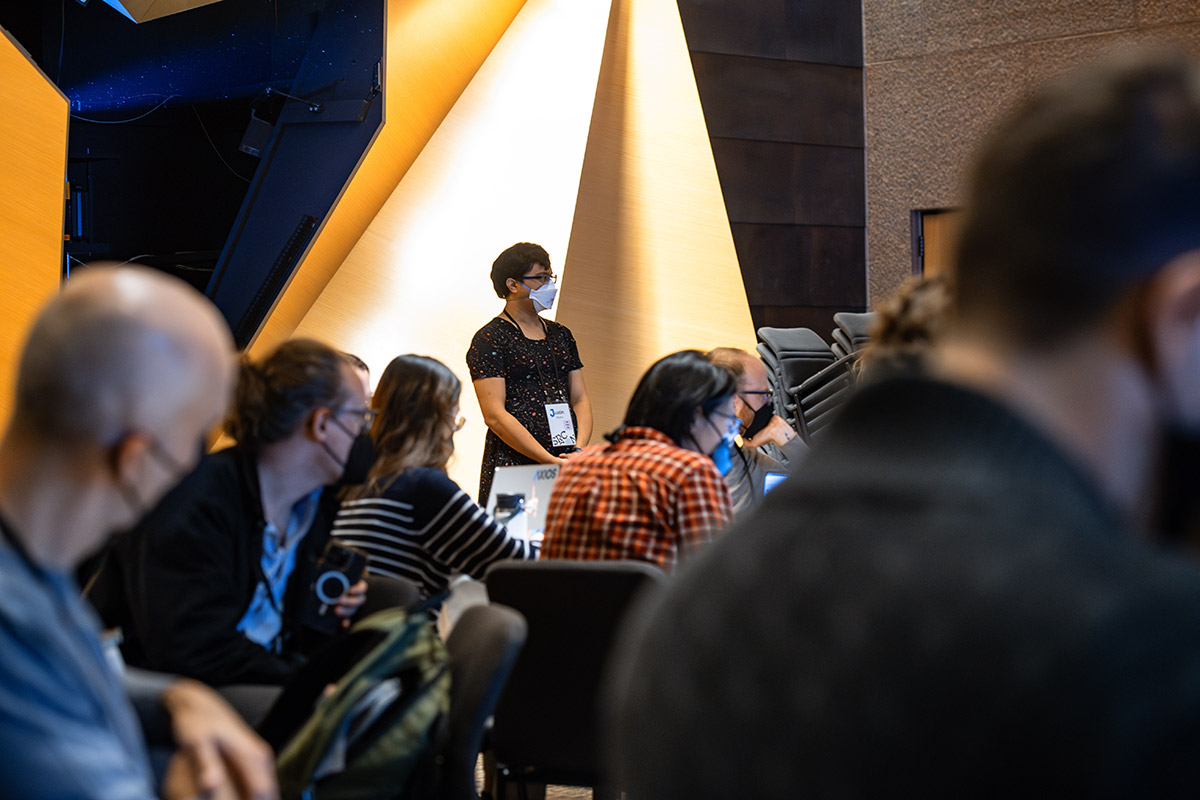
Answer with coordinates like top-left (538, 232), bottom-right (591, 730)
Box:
top-left (0, 27), bottom-right (69, 430)
top-left (555, 0), bottom-right (757, 441)
top-left (248, 0), bottom-right (529, 359)
top-left (289, 0), bottom-right (613, 500)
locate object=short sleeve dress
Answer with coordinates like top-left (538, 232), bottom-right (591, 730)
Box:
top-left (466, 316), bottom-right (584, 503)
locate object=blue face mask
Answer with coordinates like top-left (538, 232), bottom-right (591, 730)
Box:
top-left (704, 413), bottom-right (740, 476)
top-left (710, 438), bottom-right (734, 476)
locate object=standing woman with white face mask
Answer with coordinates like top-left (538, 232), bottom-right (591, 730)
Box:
top-left (466, 242), bottom-right (593, 504)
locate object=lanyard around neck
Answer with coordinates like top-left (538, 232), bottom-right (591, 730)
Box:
top-left (502, 311), bottom-right (566, 404)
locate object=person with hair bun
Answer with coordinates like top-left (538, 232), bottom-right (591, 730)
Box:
top-left (541, 350), bottom-right (736, 571)
top-left (95, 338), bottom-right (378, 687)
top-left (332, 355), bottom-right (535, 603)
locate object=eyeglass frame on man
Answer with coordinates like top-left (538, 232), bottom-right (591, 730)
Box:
top-left (737, 389), bottom-right (773, 411)
top-left (331, 406), bottom-right (379, 434)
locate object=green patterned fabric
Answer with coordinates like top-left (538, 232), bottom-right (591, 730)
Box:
top-left (277, 608), bottom-right (450, 800)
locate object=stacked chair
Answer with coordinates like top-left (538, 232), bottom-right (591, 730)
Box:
top-left (756, 327), bottom-right (836, 431)
top-left (831, 311), bottom-right (876, 357)
top-left (756, 312), bottom-right (878, 445)
top-left (788, 352), bottom-right (861, 443)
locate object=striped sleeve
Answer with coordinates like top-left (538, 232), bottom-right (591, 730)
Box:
top-left (422, 485), bottom-right (535, 579)
top-left (331, 497), bottom-right (452, 597)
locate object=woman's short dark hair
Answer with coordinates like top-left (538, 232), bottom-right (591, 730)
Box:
top-left (358, 355), bottom-right (462, 496)
top-left (226, 338), bottom-right (352, 450)
top-left (621, 350), bottom-right (736, 447)
top-left (490, 242), bottom-right (551, 298)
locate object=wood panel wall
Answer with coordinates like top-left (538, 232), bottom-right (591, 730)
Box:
top-left (677, 0), bottom-right (865, 337)
top-left (0, 28), bottom-right (68, 429)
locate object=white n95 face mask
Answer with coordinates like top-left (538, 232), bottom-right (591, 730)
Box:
top-left (523, 281), bottom-right (557, 312)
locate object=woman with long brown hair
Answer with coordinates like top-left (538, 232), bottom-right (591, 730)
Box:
top-left (332, 354), bottom-right (534, 601)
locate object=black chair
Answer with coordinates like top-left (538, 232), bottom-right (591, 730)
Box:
top-left (357, 573), bottom-right (422, 616)
top-left (833, 311), bottom-right (877, 350)
top-left (757, 326), bottom-right (835, 394)
top-left (787, 351), bottom-right (862, 443)
top-left (441, 603), bottom-right (527, 800)
top-left (484, 560), bottom-right (667, 799)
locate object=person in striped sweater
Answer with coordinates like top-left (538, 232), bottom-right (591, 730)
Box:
top-left (332, 355), bottom-right (535, 601)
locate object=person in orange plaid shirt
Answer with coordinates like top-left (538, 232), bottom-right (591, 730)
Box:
top-left (541, 350), bottom-right (739, 571)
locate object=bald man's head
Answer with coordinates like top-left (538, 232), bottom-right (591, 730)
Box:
top-left (12, 266), bottom-right (235, 448)
top-left (706, 347), bottom-right (771, 428)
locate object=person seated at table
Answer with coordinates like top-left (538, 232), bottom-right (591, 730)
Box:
top-left (93, 339), bottom-right (376, 687)
top-left (541, 350), bottom-right (737, 571)
top-left (332, 354), bottom-right (536, 602)
top-left (705, 347), bottom-right (807, 514)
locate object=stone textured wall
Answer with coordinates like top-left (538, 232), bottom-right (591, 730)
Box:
top-left (863, 1), bottom-right (1200, 306)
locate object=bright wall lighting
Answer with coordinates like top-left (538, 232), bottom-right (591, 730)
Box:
top-left (555, 0), bottom-right (757, 440)
top-left (290, 0), bottom-right (613, 499)
top-left (0, 29), bottom-right (69, 430)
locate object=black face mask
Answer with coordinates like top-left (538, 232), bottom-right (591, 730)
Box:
top-left (323, 414), bottom-right (379, 487)
top-left (742, 400), bottom-right (775, 440)
top-left (1154, 425), bottom-right (1200, 548)
top-left (334, 432), bottom-right (378, 487)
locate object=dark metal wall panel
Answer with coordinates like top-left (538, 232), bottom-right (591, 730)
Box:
top-left (676, 0), bottom-right (863, 67)
top-left (679, 0), bottom-right (866, 334)
top-left (732, 223), bottom-right (865, 308)
top-left (712, 140), bottom-right (864, 226)
top-left (691, 52), bottom-right (863, 146)
top-left (207, 0), bottom-right (384, 346)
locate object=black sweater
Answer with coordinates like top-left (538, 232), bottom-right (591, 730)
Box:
top-left (612, 374), bottom-right (1200, 798)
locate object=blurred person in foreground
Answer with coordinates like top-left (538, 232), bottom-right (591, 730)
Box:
top-left (855, 273), bottom-right (952, 379)
top-left (0, 266), bottom-right (275, 799)
top-left (705, 347), bottom-right (806, 513)
top-left (609, 48), bottom-right (1200, 797)
top-left (541, 350), bottom-right (736, 571)
top-left (332, 354), bottom-right (535, 603)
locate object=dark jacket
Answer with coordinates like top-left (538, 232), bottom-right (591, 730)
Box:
top-left (611, 374), bottom-right (1200, 799)
top-left (90, 446), bottom-right (339, 686)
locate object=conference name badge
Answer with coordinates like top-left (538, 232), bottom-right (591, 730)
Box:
top-left (545, 402), bottom-right (576, 447)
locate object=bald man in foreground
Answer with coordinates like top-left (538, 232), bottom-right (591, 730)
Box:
top-left (0, 267), bottom-right (276, 799)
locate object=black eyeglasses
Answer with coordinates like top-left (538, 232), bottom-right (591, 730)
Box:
top-left (520, 273), bottom-right (557, 286)
top-left (333, 406), bottom-right (379, 433)
top-left (739, 390), bottom-right (772, 398)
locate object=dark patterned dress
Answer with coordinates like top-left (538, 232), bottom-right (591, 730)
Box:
top-left (466, 316), bottom-right (584, 503)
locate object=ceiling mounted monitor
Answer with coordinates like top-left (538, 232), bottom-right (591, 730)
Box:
top-left (98, 0), bottom-right (224, 23)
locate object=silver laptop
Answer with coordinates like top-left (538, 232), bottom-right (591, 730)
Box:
top-left (485, 463), bottom-right (561, 545)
